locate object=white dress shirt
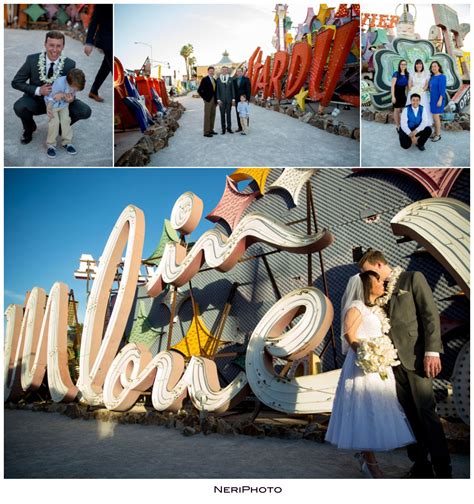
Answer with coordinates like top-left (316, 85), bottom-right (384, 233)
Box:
top-left (400, 105), bottom-right (430, 136)
top-left (35, 56), bottom-right (60, 96)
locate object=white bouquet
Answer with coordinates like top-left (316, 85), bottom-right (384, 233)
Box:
top-left (355, 335), bottom-right (400, 380)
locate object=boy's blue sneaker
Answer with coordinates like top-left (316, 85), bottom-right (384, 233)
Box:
top-left (47, 146), bottom-right (57, 159)
top-left (63, 144), bottom-right (77, 155)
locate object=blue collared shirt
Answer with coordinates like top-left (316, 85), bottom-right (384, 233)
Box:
top-left (44, 75), bottom-right (76, 110)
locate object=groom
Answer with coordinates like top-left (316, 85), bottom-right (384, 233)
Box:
top-left (12, 30), bottom-right (91, 144)
top-left (358, 249), bottom-right (452, 478)
top-left (216, 66), bottom-right (235, 134)
top-left (398, 94), bottom-right (432, 151)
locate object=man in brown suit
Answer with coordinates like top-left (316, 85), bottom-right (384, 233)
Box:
top-left (359, 249), bottom-right (452, 478)
top-left (197, 66), bottom-right (217, 138)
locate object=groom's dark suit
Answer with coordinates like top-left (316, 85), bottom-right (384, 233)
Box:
top-left (12, 53), bottom-right (91, 133)
top-left (216, 76), bottom-right (235, 133)
top-left (388, 271), bottom-right (451, 477)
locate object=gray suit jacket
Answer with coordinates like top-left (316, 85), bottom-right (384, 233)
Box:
top-left (216, 76), bottom-right (235, 104)
top-left (388, 271), bottom-right (443, 373)
top-left (12, 53), bottom-right (76, 98)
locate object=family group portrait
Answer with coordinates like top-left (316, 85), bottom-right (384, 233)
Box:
top-left (361, 3), bottom-right (470, 167)
top-left (114, 3), bottom-right (361, 167)
top-left (4, 3), bottom-right (113, 167)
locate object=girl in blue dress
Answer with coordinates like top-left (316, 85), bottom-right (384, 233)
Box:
top-left (391, 60), bottom-right (409, 131)
top-left (429, 61), bottom-right (447, 142)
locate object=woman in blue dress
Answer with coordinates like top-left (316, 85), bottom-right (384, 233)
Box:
top-left (391, 60), bottom-right (409, 131)
top-left (429, 61), bottom-right (446, 142)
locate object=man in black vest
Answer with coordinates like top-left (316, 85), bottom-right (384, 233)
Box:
top-left (399, 94), bottom-right (432, 151)
top-left (359, 249), bottom-right (452, 478)
top-left (12, 30), bottom-right (91, 145)
top-left (233, 68), bottom-right (251, 132)
top-left (197, 66), bottom-right (218, 138)
top-left (216, 66), bottom-right (235, 134)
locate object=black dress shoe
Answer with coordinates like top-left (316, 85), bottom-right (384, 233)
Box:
top-left (204, 133), bottom-right (213, 137)
top-left (237, 128), bottom-right (243, 132)
top-left (433, 463), bottom-right (453, 478)
top-left (211, 130), bottom-right (218, 135)
top-left (221, 130), bottom-right (226, 135)
top-left (21, 130), bottom-right (33, 144)
top-left (20, 122), bottom-right (37, 144)
top-left (227, 129), bottom-right (234, 134)
top-left (417, 144), bottom-right (425, 151)
top-left (403, 462), bottom-right (434, 479)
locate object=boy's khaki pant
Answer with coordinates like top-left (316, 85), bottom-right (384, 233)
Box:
top-left (240, 116), bottom-right (249, 134)
top-left (46, 107), bottom-right (73, 146)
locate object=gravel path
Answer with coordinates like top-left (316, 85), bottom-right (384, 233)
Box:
top-left (361, 120), bottom-right (470, 167)
top-left (4, 409), bottom-right (469, 479)
top-left (148, 95), bottom-right (360, 167)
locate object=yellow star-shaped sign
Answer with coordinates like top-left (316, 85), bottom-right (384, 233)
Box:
top-left (316, 4), bottom-right (331, 25)
top-left (295, 87), bottom-right (309, 112)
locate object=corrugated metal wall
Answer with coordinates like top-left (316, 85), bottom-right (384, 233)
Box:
top-left (126, 168), bottom-right (470, 401)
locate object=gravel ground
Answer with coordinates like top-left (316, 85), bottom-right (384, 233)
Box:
top-left (4, 409), bottom-right (469, 479)
top-left (361, 121), bottom-right (470, 167)
top-left (147, 95), bottom-right (360, 167)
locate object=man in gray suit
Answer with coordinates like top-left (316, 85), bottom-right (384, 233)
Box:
top-left (12, 30), bottom-right (91, 144)
top-left (216, 66), bottom-right (235, 134)
top-left (359, 249), bottom-right (452, 478)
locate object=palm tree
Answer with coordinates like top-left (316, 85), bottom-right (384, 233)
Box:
top-left (180, 43), bottom-right (194, 81)
top-left (188, 55), bottom-right (197, 78)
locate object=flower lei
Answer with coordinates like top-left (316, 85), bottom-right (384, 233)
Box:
top-left (38, 52), bottom-right (66, 84)
top-left (376, 266), bottom-right (404, 307)
top-left (369, 305), bottom-right (391, 335)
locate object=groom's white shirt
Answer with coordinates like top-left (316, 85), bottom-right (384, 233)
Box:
top-left (34, 55), bottom-right (61, 96)
top-left (400, 105), bottom-right (430, 136)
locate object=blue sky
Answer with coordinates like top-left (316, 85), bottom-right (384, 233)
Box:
top-left (114, 3), bottom-right (312, 74)
top-left (4, 168), bottom-right (234, 321)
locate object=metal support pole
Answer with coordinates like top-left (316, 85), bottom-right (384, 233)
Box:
top-left (307, 181), bottom-right (338, 369)
top-left (306, 184), bottom-right (313, 286)
top-left (166, 287), bottom-right (178, 350)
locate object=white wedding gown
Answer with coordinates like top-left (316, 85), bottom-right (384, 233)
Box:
top-left (325, 301), bottom-right (415, 451)
top-left (407, 72), bottom-right (433, 125)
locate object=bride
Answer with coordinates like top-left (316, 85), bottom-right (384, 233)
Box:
top-left (325, 271), bottom-right (415, 478)
top-left (407, 59), bottom-right (433, 126)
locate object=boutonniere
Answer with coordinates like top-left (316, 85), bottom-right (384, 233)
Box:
top-left (376, 266), bottom-right (404, 307)
top-left (38, 52), bottom-right (66, 84)
top-left (397, 289), bottom-right (408, 296)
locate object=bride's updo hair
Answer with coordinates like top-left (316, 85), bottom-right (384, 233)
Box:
top-left (360, 270), bottom-right (380, 307)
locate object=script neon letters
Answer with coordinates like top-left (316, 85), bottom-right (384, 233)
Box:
top-left (247, 20), bottom-right (359, 105)
top-left (5, 192), bottom-right (337, 414)
top-left (4, 284), bottom-right (77, 403)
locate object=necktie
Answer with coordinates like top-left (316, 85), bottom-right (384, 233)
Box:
top-left (211, 77), bottom-right (215, 91)
top-left (47, 62), bottom-right (55, 79)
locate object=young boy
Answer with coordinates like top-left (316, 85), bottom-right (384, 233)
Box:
top-left (237, 94), bottom-right (250, 135)
top-left (45, 68), bottom-right (86, 158)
